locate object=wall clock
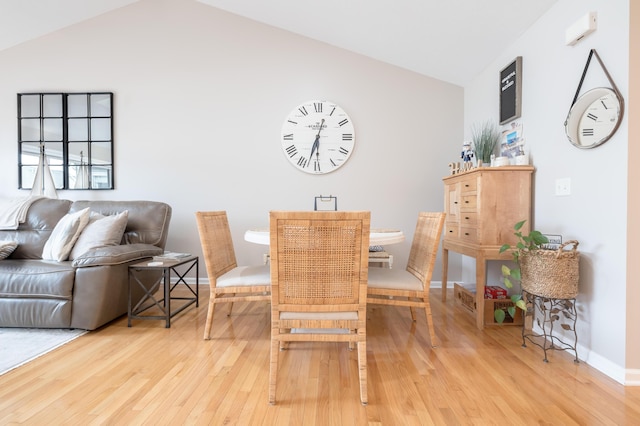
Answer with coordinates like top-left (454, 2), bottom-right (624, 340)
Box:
top-left (564, 49), bottom-right (624, 149)
top-left (281, 100), bottom-right (355, 174)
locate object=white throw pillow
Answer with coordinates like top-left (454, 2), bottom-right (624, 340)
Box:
top-left (42, 207), bottom-right (91, 262)
top-left (69, 210), bottom-right (129, 260)
top-left (0, 240), bottom-right (18, 260)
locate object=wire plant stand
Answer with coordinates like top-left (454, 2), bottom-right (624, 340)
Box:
top-left (521, 290), bottom-right (579, 363)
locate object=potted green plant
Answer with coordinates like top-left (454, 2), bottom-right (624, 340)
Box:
top-left (471, 120), bottom-right (500, 165)
top-left (496, 220), bottom-right (549, 323)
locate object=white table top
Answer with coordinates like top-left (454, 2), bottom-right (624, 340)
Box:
top-left (244, 228), bottom-right (405, 246)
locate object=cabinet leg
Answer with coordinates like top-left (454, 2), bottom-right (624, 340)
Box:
top-left (441, 248), bottom-right (449, 302)
top-left (475, 257), bottom-right (486, 330)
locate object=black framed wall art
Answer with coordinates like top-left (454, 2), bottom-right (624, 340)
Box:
top-left (499, 56), bottom-right (522, 125)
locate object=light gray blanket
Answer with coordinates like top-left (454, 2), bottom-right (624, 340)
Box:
top-left (0, 196), bottom-right (43, 230)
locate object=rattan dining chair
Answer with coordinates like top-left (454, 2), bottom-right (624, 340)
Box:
top-left (268, 210), bottom-right (371, 405)
top-left (367, 212), bottom-right (445, 348)
top-left (195, 211), bottom-right (271, 340)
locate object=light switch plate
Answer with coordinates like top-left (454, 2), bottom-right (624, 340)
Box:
top-left (555, 178), bottom-right (571, 196)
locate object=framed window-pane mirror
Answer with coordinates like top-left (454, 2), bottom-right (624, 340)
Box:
top-left (18, 92), bottom-right (114, 190)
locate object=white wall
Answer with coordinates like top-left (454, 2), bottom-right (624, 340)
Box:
top-left (0, 0), bottom-right (463, 282)
top-left (464, 0), bottom-right (630, 382)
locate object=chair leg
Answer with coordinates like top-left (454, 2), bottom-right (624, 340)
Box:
top-left (268, 337), bottom-right (280, 405)
top-left (227, 300), bottom-right (235, 316)
top-left (203, 293), bottom-right (217, 340)
top-left (357, 339), bottom-right (368, 405)
top-left (279, 329), bottom-right (290, 351)
top-left (409, 306), bottom-right (417, 321)
top-left (348, 329), bottom-right (356, 350)
top-left (423, 298), bottom-right (440, 348)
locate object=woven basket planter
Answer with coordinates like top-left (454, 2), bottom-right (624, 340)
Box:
top-left (520, 240), bottom-right (580, 299)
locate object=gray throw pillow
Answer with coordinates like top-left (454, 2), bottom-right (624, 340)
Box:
top-left (69, 210), bottom-right (129, 260)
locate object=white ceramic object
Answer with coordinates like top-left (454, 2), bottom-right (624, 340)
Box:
top-left (493, 156), bottom-right (510, 167)
top-left (515, 153), bottom-right (530, 165)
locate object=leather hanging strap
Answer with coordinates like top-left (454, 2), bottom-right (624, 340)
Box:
top-left (570, 49), bottom-right (623, 107)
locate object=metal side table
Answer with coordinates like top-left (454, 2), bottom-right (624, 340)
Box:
top-left (521, 290), bottom-right (579, 363)
top-left (128, 255), bottom-right (199, 328)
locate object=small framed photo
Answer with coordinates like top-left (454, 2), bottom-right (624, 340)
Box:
top-left (499, 56), bottom-right (523, 125)
top-left (542, 234), bottom-right (562, 250)
top-left (500, 121), bottom-right (525, 158)
top-left (314, 195), bottom-right (337, 211)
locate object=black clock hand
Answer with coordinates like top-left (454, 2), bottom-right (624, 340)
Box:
top-left (307, 119), bottom-right (325, 167)
top-left (308, 136), bottom-right (319, 166)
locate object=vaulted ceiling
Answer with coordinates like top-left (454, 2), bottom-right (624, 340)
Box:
top-left (0, 0), bottom-right (557, 86)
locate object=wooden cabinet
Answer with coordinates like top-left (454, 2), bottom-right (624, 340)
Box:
top-left (441, 166), bottom-right (534, 329)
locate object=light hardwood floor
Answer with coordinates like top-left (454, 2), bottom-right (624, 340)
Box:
top-left (1, 287), bottom-right (640, 425)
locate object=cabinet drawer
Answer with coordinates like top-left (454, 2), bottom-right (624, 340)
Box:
top-left (460, 195), bottom-right (477, 211)
top-left (460, 212), bottom-right (478, 226)
top-left (460, 177), bottom-right (477, 192)
top-left (444, 225), bottom-right (459, 239)
top-left (459, 227), bottom-right (478, 243)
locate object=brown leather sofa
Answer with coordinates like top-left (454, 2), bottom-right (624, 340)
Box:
top-left (0, 198), bottom-right (171, 330)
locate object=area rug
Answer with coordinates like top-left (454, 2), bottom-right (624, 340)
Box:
top-left (0, 328), bottom-right (87, 376)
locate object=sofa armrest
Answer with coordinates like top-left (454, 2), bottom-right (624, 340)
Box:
top-left (71, 244), bottom-right (163, 268)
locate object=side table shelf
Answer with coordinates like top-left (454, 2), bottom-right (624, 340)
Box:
top-left (128, 255), bottom-right (199, 328)
top-left (521, 290), bottom-right (579, 363)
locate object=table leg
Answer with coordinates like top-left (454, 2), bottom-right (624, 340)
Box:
top-left (164, 268), bottom-right (171, 328)
top-left (196, 259), bottom-right (199, 307)
top-left (128, 269), bottom-right (133, 327)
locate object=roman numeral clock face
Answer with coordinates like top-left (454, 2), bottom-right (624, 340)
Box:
top-left (565, 87), bottom-right (623, 149)
top-left (281, 100), bottom-right (355, 174)
top-left (577, 92), bottom-right (620, 142)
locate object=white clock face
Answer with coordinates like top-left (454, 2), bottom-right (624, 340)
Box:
top-left (565, 87), bottom-right (622, 149)
top-left (281, 100), bottom-right (355, 174)
top-left (577, 92), bottom-right (620, 144)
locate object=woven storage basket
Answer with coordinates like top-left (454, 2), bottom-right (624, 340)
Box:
top-left (520, 240), bottom-right (580, 299)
